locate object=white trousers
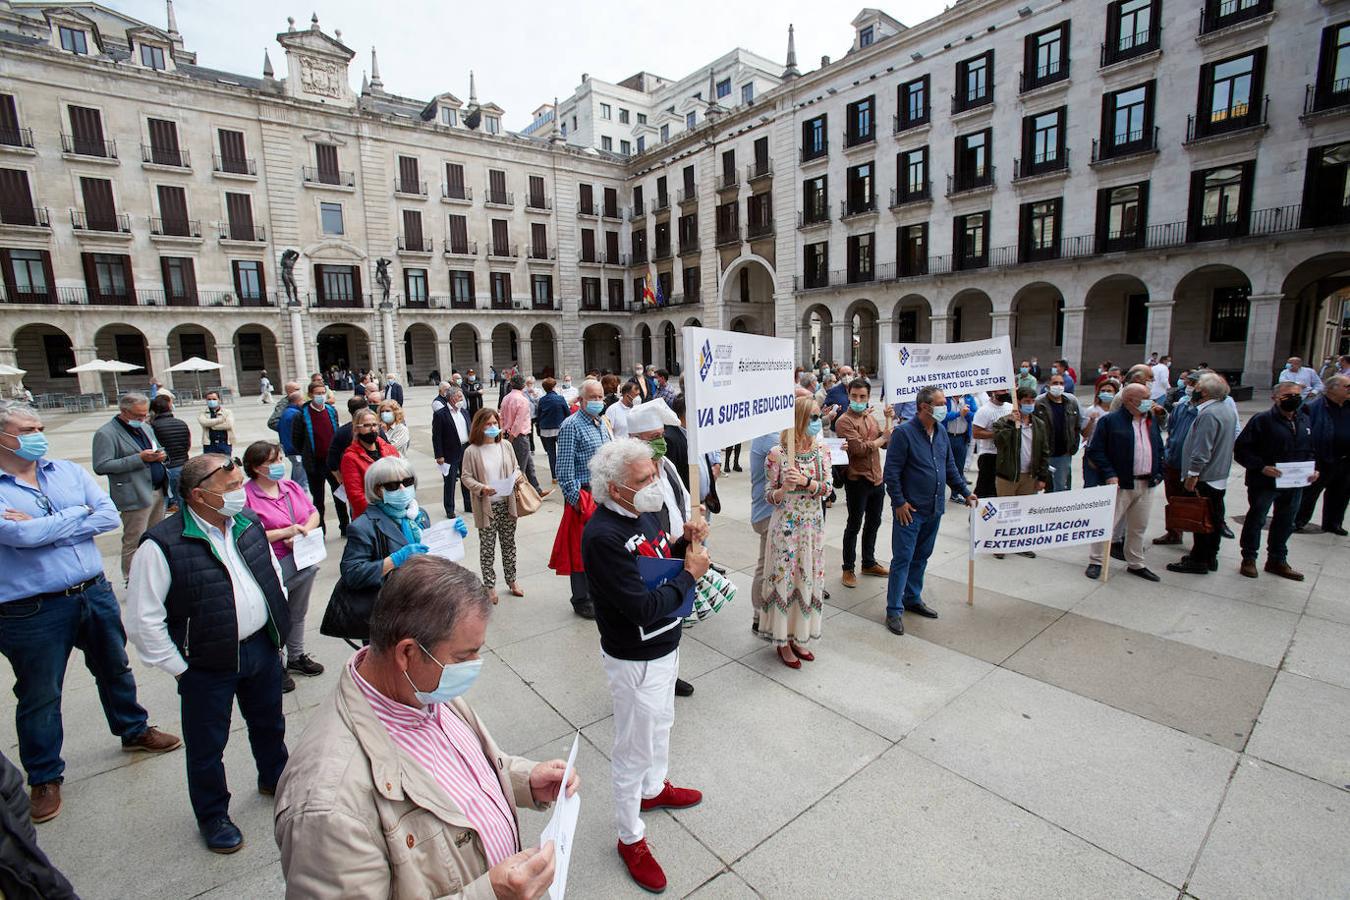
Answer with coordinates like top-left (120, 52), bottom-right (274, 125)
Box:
top-left (601, 648), bottom-right (679, 844)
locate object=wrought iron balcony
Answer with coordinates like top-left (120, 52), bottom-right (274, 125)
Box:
top-left (1199, 0), bottom-right (1272, 35)
top-left (0, 127), bottom-right (34, 149)
top-left (218, 222), bottom-right (266, 242)
top-left (484, 190), bottom-right (515, 208)
top-left (302, 166), bottom-right (355, 187)
top-left (0, 205), bottom-right (50, 227)
top-left (946, 166), bottom-right (996, 195)
top-left (798, 207), bottom-right (831, 228)
top-left (1018, 61), bottom-right (1069, 94)
top-left (526, 194), bottom-right (552, 211)
top-left (70, 210), bottom-right (131, 233)
top-left (1091, 126), bottom-right (1160, 163)
top-left (1013, 149), bottom-right (1070, 180)
top-left (840, 197), bottom-right (878, 219)
top-left (61, 133), bottom-right (116, 158)
top-left (149, 216), bottom-right (200, 237)
top-left (443, 240), bottom-right (478, 256)
top-left (527, 245), bottom-right (556, 260)
top-left (442, 184), bottom-right (473, 202)
top-left (746, 160), bottom-right (773, 182)
top-left (715, 171), bottom-right (740, 192)
top-left (890, 183), bottom-right (932, 206)
top-left (1100, 25), bottom-right (1162, 67)
top-left (141, 144), bottom-right (189, 167)
top-left (746, 220), bottom-right (774, 240)
top-left (397, 234), bottom-right (433, 253)
top-left (395, 178), bottom-right (427, 197)
top-left (1185, 96), bottom-right (1268, 142)
top-left (715, 225), bottom-right (741, 246)
top-left (213, 154), bottom-right (256, 176)
top-left (799, 142), bottom-right (828, 163)
top-left (486, 243), bottom-right (517, 259)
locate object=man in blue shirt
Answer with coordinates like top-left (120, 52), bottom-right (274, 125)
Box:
top-left (275, 390), bottom-right (309, 496)
top-left (550, 379), bottom-right (612, 619)
top-left (0, 403), bottom-right (181, 824)
top-left (882, 386), bottom-right (978, 635)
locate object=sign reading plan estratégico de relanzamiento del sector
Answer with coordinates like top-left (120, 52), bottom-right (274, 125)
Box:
top-left (880, 336), bottom-right (1015, 404)
top-left (681, 327), bottom-right (796, 459)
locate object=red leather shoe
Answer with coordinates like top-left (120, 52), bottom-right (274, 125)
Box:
top-left (617, 838), bottom-right (667, 893)
top-left (640, 780), bottom-right (703, 811)
top-left (790, 643), bottom-right (814, 662)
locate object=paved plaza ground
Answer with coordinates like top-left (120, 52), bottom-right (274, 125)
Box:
top-left (3, 386), bottom-right (1348, 899)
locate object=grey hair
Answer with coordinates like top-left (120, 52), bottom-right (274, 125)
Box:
top-left (179, 453), bottom-right (230, 495)
top-left (798, 372), bottom-right (818, 390)
top-left (580, 377), bottom-right (603, 397)
top-left (1326, 374), bottom-right (1349, 391)
top-left (368, 556), bottom-right (493, 654)
top-left (119, 392), bottom-right (149, 412)
top-left (589, 437), bottom-right (655, 504)
top-left (446, 385), bottom-right (463, 401)
top-left (364, 454), bottom-right (417, 507)
top-left (438, 380), bottom-right (452, 391)
top-left (1195, 372), bottom-right (1229, 400)
top-left (915, 384), bottom-right (943, 407)
top-left (0, 401), bottom-right (40, 432)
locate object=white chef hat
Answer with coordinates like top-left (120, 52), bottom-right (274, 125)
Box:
top-left (625, 398), bottom-right (680, 433)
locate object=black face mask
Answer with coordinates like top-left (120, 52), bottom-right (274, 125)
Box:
top-left (1278, 394), bottom-right (1303, 413)
top-left (358, 431), bottom-right (379, 444)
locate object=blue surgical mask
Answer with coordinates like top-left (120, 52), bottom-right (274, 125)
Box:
top-left (848, 401), bottom-right (868, 413)
top-left (484, 426), bottom-right (502, 440)
top-left (380, 411), bottom-right (395, 424)
top-left (266, 462), bottom-right (287, 481)
top-left (5, 431), bottom-right (47, 461)
top-left (585, 400), bottom-right (605, 417)
top-left (1098, 391), bottom-right (1115, 404)
top-left (1137, 398), bottom-right (1154, 413)
top-left (1176, 378), bottom-right (1185, 388)
top-left (382, 486), bottom-right (415, 510)
top-left (805, 419), bottom-right (823, 437)
top-left (207, 399), bottom-right (220, 410)
top-left (1019, 367), bottom-right (1029, 375)
top-left (406, 645), bottom-right (482, 705)
top-left (1020, 404), bottom-right (1036, 415)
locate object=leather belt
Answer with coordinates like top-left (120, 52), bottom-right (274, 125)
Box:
top-left (25, 575), bottom-right (103, 603)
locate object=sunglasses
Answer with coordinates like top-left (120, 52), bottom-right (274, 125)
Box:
top-left (809, 413), bottom-right (822, 422)
top-left (379, 476), bottom-right (417, 492)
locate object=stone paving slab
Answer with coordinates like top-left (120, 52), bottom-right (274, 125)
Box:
top-left (1245, 671), bottom-right (1350, 790)
top-left (1283, 614), bottom-right (1350, 691)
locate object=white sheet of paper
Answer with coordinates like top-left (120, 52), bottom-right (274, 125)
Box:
top-left (422, 519), bottom-right (464, 562)
top-left (333, 485), bottom-right (348, 506)
top-left (822, 437), bottom-right (849, 466)
top-left (1275, 460), bottom-right (1316, 489)
top-left (538, 732), bottom-right (581, 900)
top-left (487, 476), bottom-right (516, 498)
top-left (438, 462), bottom-right (452, 477)
top-left (290, 529), bottom-right (327, 570)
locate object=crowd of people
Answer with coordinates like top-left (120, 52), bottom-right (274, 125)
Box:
top-left (0, 345), bottom-right (1345, 898)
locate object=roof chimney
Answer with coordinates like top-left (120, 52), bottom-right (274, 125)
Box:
top-left (821, 54), bottom-right (831, 67)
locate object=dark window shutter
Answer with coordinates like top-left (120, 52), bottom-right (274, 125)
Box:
top-left (1100, 91), bottom-right (1114, 150)
top-left (183, 257), bottom-right (198, 301)
top-left (1136, 181), bottom-right (1150, 241)
top-left (69, 106), bottom-right (104, 150)
top-left (1196, 62), bottom-right (1213, 123)
top-left (316, 144), bottom-right (339, 177)
top-left (218, 129), bottom-right (246, 165)
top-left (351, 265), bottom-right (362, 304)
top-left (0, 248), bottom-right (13, 299)
top-left (308, 265), bottom-right (321, 304)
top-left (579, 183), bottom-right (593, 211)
top-left (1094, 186), bottom-right (1110, 247)
top-left (531, 222), bottom-right (546, 254)
top-left (160, 257), bottom-right (173, 299)
top-left (157, 185), bottom-right (188, 233)
top-left (0, 168), bottom-right (34, 223)
top-left (606, 230), bottom-right (619, 259)
top-left (0, 95), bottom-right (18, 137)
top-left (121, 255), bottom-right (136, 302)
top-left (1186, 170), bottom-right (1206, 241)
top-left (226, 193), bottom-right (253, 239)
top-left (148, 118), bottom-right (179, 163)
top-left (1021, 116), bottom-right (1034, 164)
top-left (1248, 47), bottom-right (1267, 119)
top-left (80, 177), bottom-right (115, 228)
top-left (398, 156), bottom-right (419, 188)
top-left (1018, 203), bottom-right (1032, 262)
top-left (489, 169), bottom-right (506, 195)
top-left (492, 220), bottom-right (508, 250)
top-left (81, 252), bottom-right (99, 301)
top-left (1142, 80), bottom-right (1156, 137)
top-left (1237, 162), bottom-right (1255, 235)
top-left (581, 229), bottom-right (595, 259)
top-left (38, 249), bottom-right (55, 301)
top-left (446, 163), bottom-right (464, 191)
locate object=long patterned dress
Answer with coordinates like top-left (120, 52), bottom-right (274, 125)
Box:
top-left (757, 441), bottom-right (830, 646)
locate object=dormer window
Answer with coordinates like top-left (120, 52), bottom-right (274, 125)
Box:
top-left (441, 107), bottom-right (457, 127)
top-left (140, 44), bottom-right (166, 70)
top-left (484, 116), bottom-right (500, 135)
top-left (59, 26), bottom-right (87, 54)
top-left (859, 25), bottom-right (875, 47)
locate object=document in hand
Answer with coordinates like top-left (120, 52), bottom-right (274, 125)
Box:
top-left (636, 557), bottom-right (695, 619)
top-left (487, 476), bottom-right (516, 498)
top-left (822, 437), bottom-right (849, 466)
top-left (438, 462), bottom-right (452, 477)
top-left (1274, 460), bottom-right (1315, 489)
top-left (422, 519), bottom-right (465, 562)
top-left (290, 529), bottom-right (327, 570)
top-left (538, 732), bottom-right (581, 900)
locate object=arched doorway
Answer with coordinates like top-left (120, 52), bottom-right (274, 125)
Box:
top-left (530, 323), bottom-right (557, 377)
top-left (1011, 282), bottom-right (1065, 367)
top-left (449, 324), bottom-right (479, 374)
top-left (491, 324), bottom-right (519, 372)
top-left (845, 300), bottom-right (880, 372)
top-left (315, 323), bottom-right (372, 375)
top-left (583, 323), bottom-right (623, 373)
top-left (949, 290), bottom-right (993, 342)
top-left (166, 324), bottom-right (219, 394)
top-left (93, 323), bottom-right (151, 394)
top-left (12, 324), bottom-right (76, 395)
top-left (1084, 275), bottom-right (1150, 372)
top-left (233, 324), bottom-right (280, 390)
top-left (1279, 252), bottom-right (1350, 369)
top-left (721, 256), bottom-right (776, 334)
top-left (402, 323), bottom-right (440, 385)
top-left (1173, 265), bottom-right (1253, 379)
top-left (803, 304), bottom-right (832, 364)
top-left (730, 316), bottom-right (752, 333)
top-left (892, 294), bottom-right (932, 342)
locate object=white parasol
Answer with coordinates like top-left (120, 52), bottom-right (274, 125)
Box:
top-left (166, 356), bottom-right (223, 397)
top-left (67, 359), bottom-right (144, 396)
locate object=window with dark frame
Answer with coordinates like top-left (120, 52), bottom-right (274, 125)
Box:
top-left (1096, 181), bottom-right (1149, 251)
top-left (491, 272), bottom-right (512, 305)
top-left (845, 95), bottom-right (876, 146)
top-left (801, 114), bottom-right (828, 160)
top-left (404, 268), bottom-right (428, 304)
top-left (1125, 294), bottom-right (1149, 345)
top-left (954, 129), bottom-right (992, 190)
top-left (845, 162), bottom-right (875, 214)
top-left (897, 147), bottom-right (928, 202)
top-left (898, 75), bottom-right (930, 131)
top-left (803, 241), bottom-right (828, 289)
top-left (1019, 197), bottom-right (1062, 262)
top-left (1188, 161), bottom-right (1254, 241)
top-left (217, 129), bottom-right (248, 174)
top-left (1023, 23), bottom-right (1069, 91)
top-left (1201, 0), bottom-right (1272, 34)
top-left (683, 266), bottom-right (700, 300)
top-left (1312, 23), bottom-right (1350, 112)
top-left (1300, 143), bottom-right (1350, 228)
top-left (232, 260), bottom-right (264, 302)
top-left (531, 274), bottom-right (553, 306)
top-left (449, 270), bottom-right (474, 306)
top-left (607, 278), bottom-right (624, 310)
top-left (0, 168), bottom-right (37, 226)
top-left (1101, 81), bottom-right (1154, 157)
top-left (1104, 0), bottom-right (1160, 65)
top-left (444, 162), bottom-right (467, 200)
top-left (846, 232), bottom-right (874, 283)
top-left (59, 26), bottom-right (87, 54)
top-left (67, 105), bottom-right (107, 157)
top-left (1020, 107), bottom-right (1066, 175)
top-left (955, 50), bottom-right (994, 111)
top-left (161, 256), bottom-right (195, 304)
top-left (897, 223), bottom-right (928, 276)
top-left (140, 43), bottom-right (166, 70)
top-left (954, 212), bottom-right (990, 269)
top-left (803, 175), bottom-right (828, 223)
top-left (1195, 48), bottom-right (1265, 138)
top-left (1208, 287), bottom-right (1250, 342)
top-left (3, 248), bottom-right (51, 301)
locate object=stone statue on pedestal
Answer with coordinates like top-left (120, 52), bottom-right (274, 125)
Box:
top-left (375, 257), bottom-right (392, 306)
top-left (280, 249), bottom-right (300, 305)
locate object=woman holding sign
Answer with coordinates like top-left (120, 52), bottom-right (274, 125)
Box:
top-left (242, 440), bottom-right (324, 687)
top-left (461, 408), bottom-right (525, 597)
top-left (759, 396), bottom-right (832, 668)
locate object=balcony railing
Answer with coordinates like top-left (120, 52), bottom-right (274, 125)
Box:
top-left (715, 225), bottom-right (741, 246)
top-left (947, 166), bottom-right (996, 195)
top-left (951, 92), bottom-right (992, 115)
top-left (893, 111), bottom-right (930, 133)
top-left (1013, 149), bottom-right (1070, 180)
top-left (627, 205), bottom-right (646, 221)
top-left (800, 142), bottom-right (829, 163)
top-left (890, 183), bottom-right (932, 207)
top-left (61, 133), bottom-right (117, 158)
top-left (444, 240), bottom-right (478, 256)
top-left (141, 144), bottom-right (190, 167)
top-left (310, 292), bottom-right (370, 310)
top-left (715, 172), bottom-right (740, 192)
top-left (653, 242), bottom-right (673, 261)
top-left (679, 239), bottom-right (700, 255)
top-left (395, 179), bottom-right (427, 197)
top-left (746, 220), bottom-right (774, 239)
top-left (532, 296), bottom-right (556, 310)
top-left (213, 154), bottom-right (256, 176)
top-left (0, 205), bottom-right (50, 227)
top-left (677, 188), bottom-right (698, 205)
top-left (218, 222), bottom-right (266, 242)
top-left (526, 194), bottom-right (552, 210)
top-left (0, 127), bottom-right (35, 149)
top-left (527, 245), bottom-right (556, 260)
top-left (631, 292), bottom-right (700, 312)
top-left (798, 207), bottom-right (831, 228)
top-left (397, 234), bottom-right (433, 253)
top-left (577, 201), bottom-right (597, 217)
top-left (302, 166), bottom-right (355, 187)
top-left (442, 184), bottom-right (473, 202)
top-left (651, 196), bottom-right (671, 214)
top-left (580, 294), bottom-right (602, 312)
top-left (149, 216), bottom-right (200, 237)
top-left (449, 294), bottom-right (476, 310)
top-left (1304, 81), bottom-right (1350, 116)
top-left (1091, 126), bottom-right (1160, 162)
top-left (840, 198), bottom-right (878, 219)
top-left (1018, 62), bottom-right (1068, 93)
top-left (486, 243), bottom-right (517, 258)
top-left (1200, 0), bottom-right (1272, 34)
top-left (843, 129), bottom-right (876, 149)
top-left (578, 250), bottom-right (600, 264)
top-left (746, 160), bottom-right (773, 182)
top-left (70, 210), bottom-right (131, 233)
top-left (1100, 25), bottom-right (1162, 67)
top-left (484, 190), bottom-right (514, 207)
top-left (1186, 96), bottom-right (1268, 142)
top-left (602, 205), bottom-right (621, 219)
top-left (631, 247), bottom-right (648, 264)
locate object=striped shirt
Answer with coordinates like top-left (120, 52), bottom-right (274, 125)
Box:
top-left (349, 649), bottom-right (519, 867)
top-left (555, 409), bottom-right (612, 506)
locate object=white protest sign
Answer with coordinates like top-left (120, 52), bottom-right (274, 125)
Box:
top-left (970, 486), bottom-right (1118, 556)
top-left (681, 326), bottom-right (795, 459)
top-left (880, 336), bottom-right (1014, 403)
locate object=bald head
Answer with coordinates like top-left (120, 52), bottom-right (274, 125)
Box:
top-left (1121, 383), bottom-right (1150, 415)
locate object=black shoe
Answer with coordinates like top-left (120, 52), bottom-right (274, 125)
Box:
top-left (885, 614), bottom-right (905, 635)
top-left (258, 781), bottom-right (276, 796)
top-left (822, 589), bottom-right (831, 601)
top-left (674, 678), bottom-right (694, 697)
top-left (905, 602), bottom-right (939, 619)
top-left (1221, 525), bottom-right (1235, 539)
top-left (201, 817), bottom-right (244, 854)
top-left (1085, 564), bottom-right (1102, 580)
top-left (1167, 559), bottom-right (1210, 575)
top-left (286, 654), bottom-right (325, 677)
top-left (572, 598), bottom-right (596, 620)
top-left (1128, 567), bottom-right (1161, 582)
top-left (1109, 541), bottom-right (1126, 562)
top-left (1328, 527), bottom-right (1348, 537)
top-left (282, 673), bottom-right (296, 694)
top-left (1018, 551), bottom-right (1037, 559)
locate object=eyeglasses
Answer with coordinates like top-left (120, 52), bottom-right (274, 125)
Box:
top-left (33, 493), bottom-right (53, 516)
top-left (200, 456), bottom-right (241, 484)
top-left (379, 476), bottom-right (417, 492)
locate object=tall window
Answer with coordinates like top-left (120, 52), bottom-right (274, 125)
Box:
top-left (1209, 287), bottom-right (1250, 342)
top-left (846, 233), bottom-right (874, 283)
top-left (607, 279), bottom-right (624, 311)
top-left (897, 223), bottom-right (928, 277)
top-left (1096, 182), bottom-right (1149, 251)
top-left (741, 83), bottom-right (754, 104)
top-left (803, 242), bottom-right (828, 289)
top-left (859, 25), bottom-right (875, 47)
top-left (232, 260), bottom-right (264, 302)
top-left (845, 162), bottom-right (874, 214)
top-left (955, 51), bottom-right (994, 111)
top-left (954, 212), bottom-right (989, 269)
top-left (156, 185), bottom-right (190, 235)
top-left (2, 248), bottom-right (51, 301)
top-left (686, 112), bottom-right (696, 130)
top-left (601, 136), bottom-right (613, 152)
top-left (803, 175), bottom-right (828, 223)
top-left (449, 270), bottom-right (475, 306)
top-left (397, 156), bottom-right (421, 194)
top-left (404, 268), bottom-right (428, 304)
top-left (84, 253), bottom-right (131, 303)
top-left (1188, 162), bottom-right (1254, 241)
top-left (683, 265), bottom-right (700, 300)
top-left (1020, 108), bottom-right (1066, 175)
top-left (845, 96), bottom-right (875, 146)
top-left (444, 162), bottom-right (467, 200)
top-left (58, 26), bottom-right (87, 54)
top-left (801, 114), bottom-right (828, 160)
top-left (1202, 0), bottom-right (1272, 34)
top-left (898, 75), bottom-right (930, 131)
top-left (491, 272), bottom-right (512, 305)
top-left (1105, 0), bottom-right (1160, 64)
top-left (146, 118), bottom-right (183, 166)
top-left (600, 103), bottom-right (612, 120)
top-left (1196, 49), bottom-right (1266, 137)
top-left (619, 108), bottom-right (630, 124)
top-left (1101, 82), bottom-right (1155, 156)
top-left (315, 265), bottom-right (357, 306)
top-left (531, 274), bottom-right (553, 307)
top-left (217, 129), bottom-right (249, 174)
top-left (1301, 142), bottom-right (1350, 227)
top-left (1024, 23), bottom-right (1069, 90)
top-left (954, 129), bottom-right (992, 190)
top-left (716, 79), bottom-right (731, 99)
top-left (1019, 198), bottom-right (1062, 262)
top-left (319, 201), bottom-right (344, 235)
top-left (401, 210), bottom-right (425, 251)
top-left (67, 105), bottom-right (107, 157)
top-left (0, 168), bottom-right (37, 226)
top-left (447, 214), bottom-right (470, 254)
top-left (604, 187), bottom-right (619, 218)
top-left (315, 143), bottom-right (340, 184)
top-left (160, 257), bottom-right (194, 304)
top-left (896, 148), bottom-right (928, 202)
top-left (1312, 23), bottom-right (1350, 112)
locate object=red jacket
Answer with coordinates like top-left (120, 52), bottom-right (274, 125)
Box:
top-left (340, 437), bottom-right (398, 518)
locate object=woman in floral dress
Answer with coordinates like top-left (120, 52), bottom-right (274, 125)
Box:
top-left (758, 395), bottom-right (831, 668)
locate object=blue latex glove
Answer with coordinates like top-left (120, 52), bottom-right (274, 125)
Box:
top-left (391, 543), bottom-right (429, 567)
top-left (452, 517), bottom-right (469, 538)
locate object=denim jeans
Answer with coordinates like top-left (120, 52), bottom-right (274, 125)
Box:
top-left (287, 454), bottom-right (310, 497)
top-left (886, 508), bottom-right (942, 616)
top-left (1240, 484), bottom-right (1302, 565)
top-left (842, 477), bottom-right (886, 571)
top-left (0, 578), bottom-right (149, 786)
top-left (947, 431), bottom-right (970, 498)
top-left (1047, 455), bottom-right (1073, 492)
top-left (165, 465), bottom-right (184, 508)
top-left (177, 632), bottom-right (287, 826)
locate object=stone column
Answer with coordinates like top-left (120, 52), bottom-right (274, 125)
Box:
top-left (478, 336), bottom-right (493, 377)
top-left (990, 312), bottom-right (1014, 339)
top-left (832, 320), bottom-right (852, 366)
top-left (73, 345), bottom-right (101, 394)
top-left (796, 323), bottom-right (810, 363)
top-left (1144, 300), bottom-right (1175, 357)
top-left (1241, 293), bottom-right (1284, 387)
top-left (147, 344), bottom-right (173, 392)
top-left (215, 343), bottom-right (239, 397)
top-left (876, 317), bottom-right (894, 347)
top-left (289, 306), bottom-right (309, 381)
top-left (929, 315), bottom-right (951, 344)
top-left (1059, 305), bottom-right (1087, 375)
top-left (516, 335), bottom-right (533, 379)
top-left (380, 306), bottom-right (398, 376)
top-left (439, 335), bottom-right (456, 380)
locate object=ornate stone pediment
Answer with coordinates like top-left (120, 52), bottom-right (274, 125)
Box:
top-left (303, 238), bottom-right (366, 261)
top-left (276, 15), bottom-right (355, 106)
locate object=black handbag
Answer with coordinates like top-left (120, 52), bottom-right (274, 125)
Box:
top-left (319, 527), bottom-right (387, 644)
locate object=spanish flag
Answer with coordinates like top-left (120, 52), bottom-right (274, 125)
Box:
top-left (642, 267), bottom-right (657, 307)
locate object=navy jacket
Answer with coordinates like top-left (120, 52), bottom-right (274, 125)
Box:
top-left (884, 416), bottom-right (971, 517)
top-left (339, 505), bottom-right (431, 591)
top-left (537, 391), bottom-right (570, 430)
top-left (1234, 406), bottom-right (1315, 489)
top-left (1305, 395), bottom-right (1347, 467)
top-left (430, 404), bottom-right (470, 465)
top-left (385, 381), bottom-right (404, 405)
top-left (1085, 408), bottom-right (1164, 490)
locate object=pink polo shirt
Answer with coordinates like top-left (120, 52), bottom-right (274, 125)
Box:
top-left (499, 390), bottom-right (532, 438)
top-left (243, 479), bottom-right (317, 558)
top-left (349, 649), bottom-right (520, 867)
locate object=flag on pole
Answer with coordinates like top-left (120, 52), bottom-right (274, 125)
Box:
top-left (642, 268), bottom-right (656, 307)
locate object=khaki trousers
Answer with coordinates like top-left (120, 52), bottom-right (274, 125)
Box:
top-left (119, 491), bottom-right (165, 581)
top-left (1090, 483), bottom-right (1154, 568)
top-left (995, 473), bottom-right (1040, 497)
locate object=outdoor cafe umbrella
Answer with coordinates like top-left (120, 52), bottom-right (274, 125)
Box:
top-left (66, 359), bottom-right (144, 396)
top-left (166, 356), bottom-right (222, 397)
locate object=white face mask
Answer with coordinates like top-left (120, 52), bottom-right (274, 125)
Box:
top-left (622, 481), bottom-right (664, 513)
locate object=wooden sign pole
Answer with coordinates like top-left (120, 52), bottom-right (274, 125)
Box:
top-left (967, 506), bottom-right (975, 606)
top-left (1100, 539), bottom-right (1112, 583)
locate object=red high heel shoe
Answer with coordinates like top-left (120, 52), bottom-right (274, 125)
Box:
top-left (790, 642), bottom-right (814, 662)
top-left (776, 646), bottom-right (801, 669)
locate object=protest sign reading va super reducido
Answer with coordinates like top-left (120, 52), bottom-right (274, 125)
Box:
top-left (681, 326), bottom-right (795, 459)
top-left (970, 485), bottom-right (1118, 555)
top-left (880, 336), bottom-right (1015, 403)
